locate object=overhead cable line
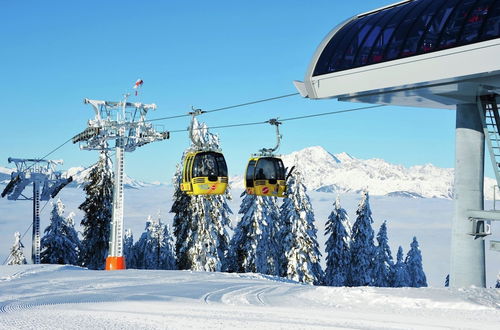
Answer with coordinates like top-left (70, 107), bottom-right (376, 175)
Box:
top-left (146, 92), bottom-right (300, 123)
top-left (168, 104), bottom-right (386, 134)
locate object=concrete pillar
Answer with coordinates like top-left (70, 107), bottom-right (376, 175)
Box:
top-left (450, 103), bottom-right (486, 287)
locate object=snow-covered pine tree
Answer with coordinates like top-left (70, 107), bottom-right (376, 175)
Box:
top-left (64, 212), bottom-right (81, 260)
top-left (324, 196), bottom-right (351, 286)
top-left (496, 273), bottom-right (500, 288)
top-left (228, 191), bottom-right (281, 275)
top-left (134, 216), bottom-right (160, 269)
top-left (160, 222), bottom-right (177, 270)
top-left (405, 236), bottom-right (427, 287)
top-left (171, 163), bottom-right (193, 270)
top-left (40, 200), bottom-right (80, 265)
top-left (79, 151), bottom-right (113, 270)
top-left (134, 215), bottom-right (177, 270)
top-left (7, 232), bottom-right (27, 265)
top-left (445, 274), bottom-right (450, 287)
top-left (280, 171), bottom-right (323, 285)
top-left (392, 246), bottom-right (411, 287)
top-left (347, 191), bottom-right (376, 286)
top-left (171, 118), bottom-right (232, 272)
top-left (371, 221), bottom-right (394, 287)
top-left (123, 228), bottom-right (136, 269)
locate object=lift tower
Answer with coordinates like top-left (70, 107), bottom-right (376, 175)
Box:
top-left (1, 158), bottom-right (73, 264)
top-left (73, 92), bottom-right (169, 270)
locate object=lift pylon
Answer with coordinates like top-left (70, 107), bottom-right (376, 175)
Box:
top-left (74, 86), bottom-right (169, 270)
top-left (1, 158), bottom-right (72, 264)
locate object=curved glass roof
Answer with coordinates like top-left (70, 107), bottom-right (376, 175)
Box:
top-left (313, 0), bottom-right (500, 77)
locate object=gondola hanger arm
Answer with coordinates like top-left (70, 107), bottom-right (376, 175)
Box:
top-left (259, 118), bottom-right (282, 156)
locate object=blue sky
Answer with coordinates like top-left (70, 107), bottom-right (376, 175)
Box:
top-left (0, 0), bottom-right (466, 182)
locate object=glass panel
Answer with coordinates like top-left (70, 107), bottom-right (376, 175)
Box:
top-left (337, 14), bottom-right (382, 72)
top-left (276, 159), bottom-right (286, 180)
top-left (216, 153), bottom-right (228, 177)
top-left (460, 0), bottom-right (493, 43)
top-left (255, 158), bottom-right (278, 180)
top-left (313, 0), bottom-right (500, 75)
top-left (193, 152), bottom-right (218, 177)
top-left (480, 0), bottom-right (500, 40)
top-left (398, 0), bottom-right (449, 58)
top-left (367, 4), bottom-right (413, 65)
top-left (416, 0), bottom-right (461, 54)
top-left (438, 0), bottom-right (479, 49)
top-left (313, 19), bottom-right (359, 76)
top-left (246, 160), bottom-right (256, 187)
top-left (352, 8), bottom-right (399, 68)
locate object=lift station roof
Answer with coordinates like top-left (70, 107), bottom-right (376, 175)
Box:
top-left (295, 0), bottom-right (500, 109)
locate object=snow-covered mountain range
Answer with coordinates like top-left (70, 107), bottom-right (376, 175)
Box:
top-left (1, 146), bottom-right (496, 198)
top-left (63, 166), bottom-right (157, 189)
top-left (0, 165), bottom-right (155, 190)
top-left (231, 146), bottom-right (497, 200)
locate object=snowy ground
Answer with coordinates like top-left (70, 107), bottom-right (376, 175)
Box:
top-left (1, 185), bottom-right (499, 287)
top-left (0, 265), bottom-right (499, 329)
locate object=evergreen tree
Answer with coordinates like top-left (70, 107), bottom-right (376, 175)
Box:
top-left (228, 192), bottom-right (281, 275)
top-left (123, 228), bottom-right (136, 269)
top-left (324, 196), bottom-right (351, 286)
top-left (496, 273), bottom-right (500, 289)
top-left (79, 151), bottom-right (113, 270)
top-left (348, 191), bottom-right (376, 286)
top-left (280, 171), bottom-right (323, 285)
top-left (171, 163), bottom-right (193, 270)
top-left (445, 274), bottom-right (450, 287)
top-left (159, 222), bottom-right (177, 270)
top-left (134, 215), bottom-right (176, 270)
top-left (392, 246), bottom-right (411, 287)
top-left (405, 236), bottom-right (427, 287)
top-left (40, 200), bottom-right (80, 265)
top-left (371, 221), bottom-right (394, 287)
top-left (170, 118), bottom-right (232, 272)
top-left (7, 232), bottom-right (27, 265)
top-left (64, 212), bottom-right (81, 259)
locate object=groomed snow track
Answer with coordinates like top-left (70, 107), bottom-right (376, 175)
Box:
top-left (0, 265), bottom-right (499, 329)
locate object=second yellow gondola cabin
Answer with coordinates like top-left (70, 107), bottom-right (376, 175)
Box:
top-left (245, 156), bottom-right (286, 197)
top-left (181, 151), bottom-right (228, 195)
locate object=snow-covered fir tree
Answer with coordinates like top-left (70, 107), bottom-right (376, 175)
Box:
top-left (371, 221), bottom-right (394, 287)
top-left (280, 171), bottom-right (323, 285)
top-left (405, 236), bottom-right (427, 287)
top-left (79, 151), bottom-right (113, 270)
top-left (171, 163), bottom-right (193, 270)
top-left (7, 232), bottom-right (27, 265)
top-left (228, 191), bottom-right (281, 275)
top-left (64, 212), bottom-right (81, 259)
top-left (40, 200), bottom-right (80, 265)
top-left (159, 222), bottom-right (177, 270)
top-left (123, 228), bottom-right (136, 269)
top-left (134, 215), bottom-right (176, 270)
top-left (348, 191), bottom-right (376, 286)
top-left (496, 273), bottom-right (500, 288)
top-left (392, 246), bottom-right (411, 287)
top-left (171, 118), bottom-right (231, 272)
top-left (324, 196), bottom-right (351, 286)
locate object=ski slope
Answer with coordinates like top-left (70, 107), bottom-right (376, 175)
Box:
top-left (0, 265), bottom-right (499, 329)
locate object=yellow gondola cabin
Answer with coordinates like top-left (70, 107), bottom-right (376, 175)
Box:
top-left (245, 156), bottom-right (286, 197)
top-left (181, 151), bottom-right (228, 195)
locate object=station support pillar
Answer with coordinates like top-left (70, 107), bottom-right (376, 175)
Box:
top-left (450, 103), bottom-right (486, 287)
